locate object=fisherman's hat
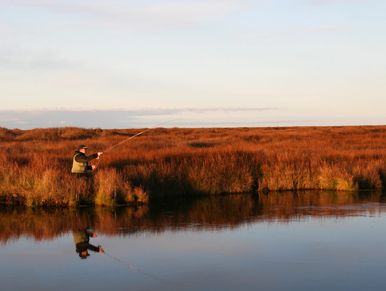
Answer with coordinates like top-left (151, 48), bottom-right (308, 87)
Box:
top-left (78, 144), bottom-right (88, 150)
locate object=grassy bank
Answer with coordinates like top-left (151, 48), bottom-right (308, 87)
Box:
top-left (0, 126), bottom-right (385, 206)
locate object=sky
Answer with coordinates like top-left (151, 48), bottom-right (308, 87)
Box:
top-left (0, 0), bottom-right (385, 128)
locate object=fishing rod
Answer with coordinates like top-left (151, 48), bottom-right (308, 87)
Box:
top-left (92, 119), bottom-right (178, 169)
top-left (103, 119), bottom-right (178, 153)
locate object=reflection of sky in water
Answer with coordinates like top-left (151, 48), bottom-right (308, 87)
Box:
top-left (1, 212), bottom-right (386, 291)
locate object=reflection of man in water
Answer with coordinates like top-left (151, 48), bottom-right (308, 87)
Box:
top-left (73, 227), bottom-right (104, 259)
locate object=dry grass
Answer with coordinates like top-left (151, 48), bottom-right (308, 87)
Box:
top-left (0, 125), bottom-right (385, 206)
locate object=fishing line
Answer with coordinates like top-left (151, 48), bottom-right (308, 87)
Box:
top-left (104, 251), bottom-right (179, 288)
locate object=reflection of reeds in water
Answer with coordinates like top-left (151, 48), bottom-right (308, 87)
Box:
top-left (0, 191), bottom-right (385, 244)
top-left (0, 126), bottom-right (385, 206)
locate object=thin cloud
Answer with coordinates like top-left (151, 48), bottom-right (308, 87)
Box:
top-left (304, 26), bottom-right (340, 33)
top-left (1, 0), bottom-right (248, 31)
top-left (1, 109), bottom-right (384, 129)
top-left (0, 48), bottom-right (82, 71)
top-left (129, 107), bottom-right (278, 116)
top-left (0, 108), bottom-right (279, 129)
top-left (308, 0), bottom-right (372, 5)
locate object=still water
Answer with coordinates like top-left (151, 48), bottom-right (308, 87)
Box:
top-left (1, 191), bottom-right (386, 291)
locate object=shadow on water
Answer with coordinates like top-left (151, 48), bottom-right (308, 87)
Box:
top-left (1, 190), bottom-right (386, 244)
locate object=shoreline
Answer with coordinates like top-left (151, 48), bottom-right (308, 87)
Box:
top-left (1, 190), bottom-right (385, 241)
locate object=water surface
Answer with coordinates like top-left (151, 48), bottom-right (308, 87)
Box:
top-left (1, 191), bottom-right (386, 291)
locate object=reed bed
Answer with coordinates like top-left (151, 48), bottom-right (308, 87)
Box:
top-left (0, 126), bottom-right (385, 206)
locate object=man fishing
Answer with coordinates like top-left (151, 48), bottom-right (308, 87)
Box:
top-left (73, 227), bottom-right (104, 259)
top-left (71, 144), bottom-right (103, 174)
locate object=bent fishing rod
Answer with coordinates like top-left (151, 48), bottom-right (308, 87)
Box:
top-left (93, 119), bottom-right (178, 168)
top-left (104, 119), bottom-right (177, 153)
top-left (104, 127), bottom-right (154, 153)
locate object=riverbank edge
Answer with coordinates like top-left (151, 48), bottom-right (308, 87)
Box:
top-left (0, 188), bottom-right (384, 208)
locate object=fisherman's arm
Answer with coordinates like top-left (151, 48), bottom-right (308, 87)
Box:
top-left (75, 153), bottom-right (98, 163)
top-left (85, 229), bottom-right (104, 253)
top-left (88, 243), bottom-right (104, 253)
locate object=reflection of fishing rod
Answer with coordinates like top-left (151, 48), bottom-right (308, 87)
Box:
top-left (104, 251), bottom-right (179, 288)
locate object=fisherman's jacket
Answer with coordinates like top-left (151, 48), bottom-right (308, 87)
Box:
top-left (71, 151), bottom-right (98, 173)
top-left (73, 228), bottom-right (101, 258)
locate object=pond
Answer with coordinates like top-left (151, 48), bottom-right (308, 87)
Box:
top-left (1, 191), bottom-right (386, 291)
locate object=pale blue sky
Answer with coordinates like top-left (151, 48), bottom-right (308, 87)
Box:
top-left (0, 0), bottom-right (385, 128)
